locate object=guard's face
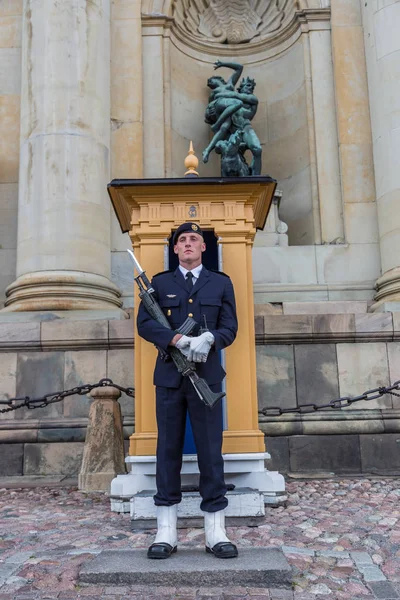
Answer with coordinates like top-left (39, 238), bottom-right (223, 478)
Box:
top-left (174, 232), bottom-right (206, 268)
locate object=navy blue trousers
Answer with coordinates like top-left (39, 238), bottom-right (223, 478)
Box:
top-left (154, 378), bottom-right (228, 513)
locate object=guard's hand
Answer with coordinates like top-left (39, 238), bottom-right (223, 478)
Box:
top-left (187, 332), bottom-right (215, 363)
top-left (175, 334), bottom-right (192, 358)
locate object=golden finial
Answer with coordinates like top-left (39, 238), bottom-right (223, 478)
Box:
top-left (184, 140), bottom-right (199, 177)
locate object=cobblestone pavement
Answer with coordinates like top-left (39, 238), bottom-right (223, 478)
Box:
top-left (0, 478), bottom-right (400, 599)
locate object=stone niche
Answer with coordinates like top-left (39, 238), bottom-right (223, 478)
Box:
top-left (165, 2), bottom-right (314, 246)
top-left (135, 0), bottom-right (381, 307)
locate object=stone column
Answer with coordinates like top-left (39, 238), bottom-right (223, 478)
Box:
top-left (79, 386), bottom-right (126, 492)
top-left (4, 0), bottom-right (122, 312)
top-left (308, 25), bottom-right (343, 243)
top-left (330, 0), bottom-right (379, 258)
top-left (361, 0), bottom-right (400, 309)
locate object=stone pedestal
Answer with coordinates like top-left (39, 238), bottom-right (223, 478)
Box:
top-left (78, 386), bottom-right (126, 492)
top-left (110, 453), bottom-right (287, 515)
top-left (254, 190), bottom-right (288, 247)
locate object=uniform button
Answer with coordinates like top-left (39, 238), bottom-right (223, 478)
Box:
top-left (188, 298), bottom-right (193, 303)
top-left (188, 313), bottom-right (193, 318)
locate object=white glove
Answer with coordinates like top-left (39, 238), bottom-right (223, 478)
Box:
top-left (187, 332), bottom-right (215, 363)
top-left (175, 335), bottom-right (192, 358)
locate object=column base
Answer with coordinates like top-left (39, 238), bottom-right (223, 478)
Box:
top-left (3, 271), bottom-right (123, 312)
top-left (110, 453), bottom-right (287, 514)
top-left (371, 267), bottom-right (400, 311)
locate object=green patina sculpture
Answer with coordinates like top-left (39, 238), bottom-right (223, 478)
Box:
top-left (202, 60), bottom-right (262, 177)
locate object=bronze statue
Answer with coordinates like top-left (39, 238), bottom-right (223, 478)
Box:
top-left (202, 60), bottom-right (262, 177)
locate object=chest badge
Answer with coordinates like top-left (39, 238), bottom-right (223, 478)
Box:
top-left (166, 294), bottom-right (176, 298)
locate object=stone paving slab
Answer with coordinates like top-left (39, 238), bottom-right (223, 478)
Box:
top-left (1, 478), bottom-right (400, 598)
top-left (78, 548), bottom-right (292, 588)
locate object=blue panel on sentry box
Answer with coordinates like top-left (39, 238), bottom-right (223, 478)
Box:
top-left (183, 413), bottom-right (197, 454)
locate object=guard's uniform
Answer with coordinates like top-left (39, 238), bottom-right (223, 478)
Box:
top-left (137, 265), bottom-right (238, 512)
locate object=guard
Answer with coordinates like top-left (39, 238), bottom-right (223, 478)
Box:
top-left (137, 222), bottom-right (239, 559)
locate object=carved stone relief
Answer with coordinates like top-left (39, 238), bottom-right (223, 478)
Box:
top-left (172, 0), bottom-right (293, 45)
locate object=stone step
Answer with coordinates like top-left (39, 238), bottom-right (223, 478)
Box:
top-left (282, 300), bottom-right (369, 315)
top-left (130, 488), bottom-right (265, 522)
top-left (79, 548), bottom-right (293, 588)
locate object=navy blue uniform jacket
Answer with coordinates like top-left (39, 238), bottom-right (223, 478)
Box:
top-left (137, 267), bottom-right (238, 388)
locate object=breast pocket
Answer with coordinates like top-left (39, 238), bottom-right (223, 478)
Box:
top-left (199, 298), bottom-right (221, 327)
top-left (159, 297), bottom-right (181, 326)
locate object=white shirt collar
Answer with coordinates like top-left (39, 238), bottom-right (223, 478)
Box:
top-left (179, 264), bottom-right (203, 281)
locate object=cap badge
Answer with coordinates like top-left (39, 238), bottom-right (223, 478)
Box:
top-left (191, 224), bottom-right (198, 231)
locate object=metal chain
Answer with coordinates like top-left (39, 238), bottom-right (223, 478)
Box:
top-left (261, 380), bottom-right (400, 416)
top-left (0, 379), bottom-right (135, 415)
top-left (2, 378), bottom-right (400, 417)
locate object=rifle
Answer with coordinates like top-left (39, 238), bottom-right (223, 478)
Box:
top-left (127, 249), bottom-right (225, 409)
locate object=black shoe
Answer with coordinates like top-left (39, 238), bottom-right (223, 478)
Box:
top-left (147, 542), bottom-right (177, 559)
top-left (206, 542), bottom-right (238, 559)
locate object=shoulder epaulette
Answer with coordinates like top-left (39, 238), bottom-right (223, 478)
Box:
top-left (153, 269), bottom-right (174, 278)
top-left (210, 269), bottom-right (230, 278)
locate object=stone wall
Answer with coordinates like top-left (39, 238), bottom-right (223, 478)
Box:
top-left (0, 318), bottom-right (134, 476)
top-left (0, 1), bottom-right (21, 309)
top-left (1, 311), bottom-right (399, 477)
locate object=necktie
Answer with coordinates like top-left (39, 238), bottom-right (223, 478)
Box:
top-left (185, 271), bottom-right (194, 292)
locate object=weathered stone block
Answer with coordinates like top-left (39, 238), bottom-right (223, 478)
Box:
top-left (24, 442), bottom-right (84, 475)
top-left (289, 434), bottom-right (361, 473)
top-left (254, 315), bottom-right (264, 336)
top-left (337, 342), bottom-right (391, 409)
top-left (109, 318), bottom-right (134, 347)
top-left (265, 436), bottom-right (290, 473)
top-left (294, 344), bottom-right (339, 406)
top-left (284, 301), bottom-right (367, 314)
top-left (107, 348), bottom-right (134, 416)
top-left (41, 319), bottom-right (108, 348)
top-left (0, 352), bottom-right (17, 420)
top-left (64, 350), bottom-right (107, 417)
top-left (0, 429), bottom-right (37, 443)
top-left (393, 313), bottom-right (400, 338)
top-left (16, 352), bottom-right (64, 419)
top-left (0, 443), bottom-right (23, 475)
top-left (312, 314), bottom-right (355, 338)
top-left (254, 304), bottom-right (283, 316)
top-left (388, 342), bottom-right (400, 383)
top-left (360, 434), bottom-right (400, 473)
top-left (0, 322), bottom-right (40, 348)
top-left (355, 313), bottom-right (393, 338)
top-left (256, 345), bottom-right (296, 411)
top-left (263, 315), bottom-right (312, 339)
top-left (37, 428), bottom-right (86, 443)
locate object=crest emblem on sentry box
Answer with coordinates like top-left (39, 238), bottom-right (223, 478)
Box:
top-left (188, 206), bottom-right (197, 218)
